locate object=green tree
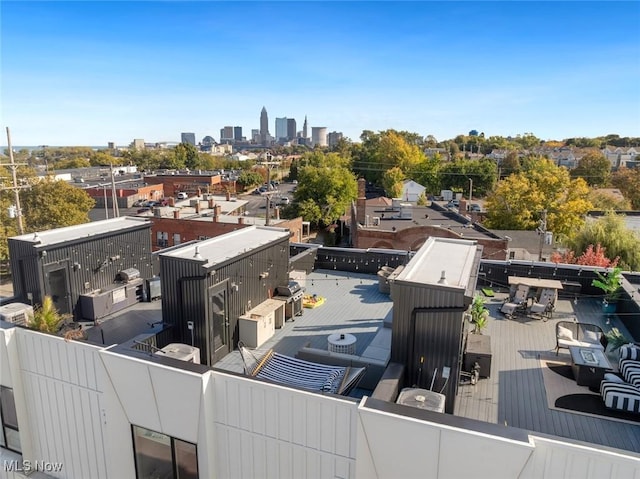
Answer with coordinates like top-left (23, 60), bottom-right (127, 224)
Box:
top-left (90, 151), bottom-right (118, 166)
top-left (174, 142), bottom-right (200, 170)
top-left (21, 177), bottom-right (95, 231)
top-left (567, 212), bottom-right (640, 271)
top-left (381, 167), bottom-right (404, 198)
top-left (571, 151), bottom-right (611, 187)
top-left (293, 152), bottom-right (357, 226)
top-left (439, 159), bottom-right (497, 198)
top-left (237, 171), bottom-right (264, 190)
top-left (52, 158), bottom-right (91, 170)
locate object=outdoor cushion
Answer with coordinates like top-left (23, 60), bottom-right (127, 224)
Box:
top-left (604, 373), bottom-right (625, 384)
top-left (583, 329), bottom-right (600, 344)
top-left (601, 380), bottom-right (640, 414)
top-left (557, 325), bottom-right (574, 341)
top-left (620, 344), bottom-right (640, 361)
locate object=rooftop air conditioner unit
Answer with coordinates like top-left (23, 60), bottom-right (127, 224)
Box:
top-left (0, 302), bottom-right (34, 326)
top-left (396, 388), bottom-right (446, 413)
top-left (155, 343), bottom-right (201, 364)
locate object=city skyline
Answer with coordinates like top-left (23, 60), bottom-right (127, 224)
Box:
top-left (1, 2), bottom-right (639, 147)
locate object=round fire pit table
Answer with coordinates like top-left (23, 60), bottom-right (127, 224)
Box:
top-left (327, 333), bottom-right (357, 355)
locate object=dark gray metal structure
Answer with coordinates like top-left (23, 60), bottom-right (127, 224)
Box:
top-left (8, 217), bottom-right (154, 319)
top-left (159, 226), bottom-right (290, 365)
top-left (390, 237), bottom-right (483, 414)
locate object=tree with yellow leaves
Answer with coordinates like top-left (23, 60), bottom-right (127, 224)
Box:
top-left (484, 158), bottom-right (592, 240)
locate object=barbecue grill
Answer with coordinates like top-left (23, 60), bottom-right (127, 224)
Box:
top-left (274, 281), bottom-right (304, 320)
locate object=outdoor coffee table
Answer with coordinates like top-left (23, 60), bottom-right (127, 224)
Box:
top-left (569, 346), bottom-right (613, 388)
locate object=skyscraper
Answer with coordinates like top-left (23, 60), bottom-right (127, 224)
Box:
top-left (275, 117), bottom-right (288, 141)
top-left (287, 118), bottom-right (297, 141)
top-left (311, 127), bottom-right (328, 147)
top-left (234, 126), bottom-right (243, 142)
top-left (220, 126), bottom-right (234, 142)
top-left (327, 131), bottom-right (344, 148)
top-left (302, 115), bottom-right (308, 139)
top-left (181, 132), bottom-right (196, 146)
top-left (260, 107), bottom-right (270, 145)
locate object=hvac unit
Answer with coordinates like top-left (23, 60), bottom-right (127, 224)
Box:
top-left (155, 343), bottom-right (201, 364)
top-left (396, 388), bottom-right (446, 413)
top-left (0, 302), bottom-right (34, 326)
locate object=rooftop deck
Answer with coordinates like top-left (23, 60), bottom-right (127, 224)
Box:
top-left (455, 291), bottom-right (640, 453)
top-left (216, 270), bottom-right (640, 455)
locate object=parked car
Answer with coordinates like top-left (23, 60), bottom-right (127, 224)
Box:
top-left (280, 197), bottom-right (290, 205)
top-left (132, 199), bottom-right (144, 207)
top-left (469, 203), bottom-right (482, 212)
top-left (177, 192), bottom-right (188, 200)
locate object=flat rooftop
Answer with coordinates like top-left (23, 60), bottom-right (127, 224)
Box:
top-left (362, 202), bottom-right (496, 241)
top-left (158, 226), bottom-right (290, 266)
top-left (395, 237), bottom-right (479, 288)
top-left (11, 216), bottom-right (150, 246)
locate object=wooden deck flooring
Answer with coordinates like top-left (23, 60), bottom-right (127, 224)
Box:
top-left (454, 291), bottom-right (640, 453)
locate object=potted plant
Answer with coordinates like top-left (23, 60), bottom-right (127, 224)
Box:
top-left (605, 327), bottom-right (632, 352)
top-left (592, 266), bottom-right (623, 314)
top-left (469, 295), bottom-right (489, 334)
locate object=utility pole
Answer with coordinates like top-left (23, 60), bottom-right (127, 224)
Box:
top-left (468, 178), bottom-right (473, 203)
top-left (5, 127), bottom-right (25, 234)
top-left (265, 165), bottom-right (271, 226)
top-left (538, 209), bottom-right (547, 261)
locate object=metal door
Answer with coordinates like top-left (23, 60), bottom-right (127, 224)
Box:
top-left (208, 282), bottom-right (230, 364)
top-left (46, 266), bottom-right (71, 315)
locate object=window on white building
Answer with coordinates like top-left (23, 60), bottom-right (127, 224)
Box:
top-left (0, 386), bottom-right (21, 453)
top-left (132, 425), bottom-right (198, 479)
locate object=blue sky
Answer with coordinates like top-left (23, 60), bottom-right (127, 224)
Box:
top-left (1, 1), bottom-right (639, 146)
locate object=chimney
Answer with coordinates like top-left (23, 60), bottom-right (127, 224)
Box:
top-left (208, 198), bottom-right (215, 208)
top-left (215, 205), bottom-right (222, 217)
top-left (167, 197), bottom-right (175, 207)
top-left (238, 216), bottom-right (245, 224)
top-left (275, 207), bottom-right (280, 220)
top-left (356, 177), bottom-right (367, 225)
top-left (226, 191), bottom-right (231, 201)
top-left (173, 209), bottom-right (180, 219)
top-left (197, 188), bottom-right (202, 197)
top-left (195, 202), bottom-right (201, 214)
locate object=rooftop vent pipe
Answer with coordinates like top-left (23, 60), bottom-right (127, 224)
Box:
top-left (437, 270), bottom-right (448, 285)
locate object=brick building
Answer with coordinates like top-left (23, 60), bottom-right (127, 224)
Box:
top-left (351, 178), bottom-right (508, 259)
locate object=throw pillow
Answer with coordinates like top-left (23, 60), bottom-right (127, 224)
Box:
top-left (557, 325), bottom-right (574, 341)
top-left (583, 329), bottom-right (600, 344)
top-left (604, 373), bottom-right (625, 384)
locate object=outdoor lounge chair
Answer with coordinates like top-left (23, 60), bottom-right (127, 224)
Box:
top-left (555, 321), bottom-right (607, 355)
top-left (600, 379), bottom-right (640, 414)
top-left (529, 287), bottom-right (557, 320)
top-left (500, 284), bottom-right (530, 318)
top-left (238, 343), bottom-right (366, 395)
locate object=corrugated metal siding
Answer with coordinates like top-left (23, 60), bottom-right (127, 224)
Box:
top-left (160, 236), bottom-right (290, 365)
top-left (390, 283), bottom-right (468, 413)
top-left (8, 227), bottom-right (153, 318)
top-left (212, 372), bottom-right (358, 479)
top-left (15, 329), bottom-right (108, 479)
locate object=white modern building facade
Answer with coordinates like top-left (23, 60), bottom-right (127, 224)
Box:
top-left (311, 127), bottom-right (327, 147)
top-left (2, 321), bottom-right (640, 479)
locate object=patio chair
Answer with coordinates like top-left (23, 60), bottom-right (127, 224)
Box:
top-left (530, 288), bottom-right (558, 320)
top-left (500, 284), bottom-right (530, 318)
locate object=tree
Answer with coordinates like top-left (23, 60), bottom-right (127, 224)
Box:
top-left (174, 142), bottom-right (200, 170)
top-left (20, 177), bottom-right (95, 231)
top-left (567, 212), bottom-right (640, 271)
top-left (611, 167), bottom-right (640, 209)
top-left (381, 167), bottom-right (404, 198)
top-left (484, 158), bottom-right (592, 239)
top-left (571, 150), bottom-right (611, 187)
top-left (293, 152), bottom-right (357, 226)
top-left (588, 189), bottom-right (631, 211)
top-left (551, 244), bottom-right (619, 267)
top-left (237, 171), bottom-right (263, 190)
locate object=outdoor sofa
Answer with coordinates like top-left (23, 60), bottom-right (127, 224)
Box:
top-left (555, 321), bottom-right (607, 355)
